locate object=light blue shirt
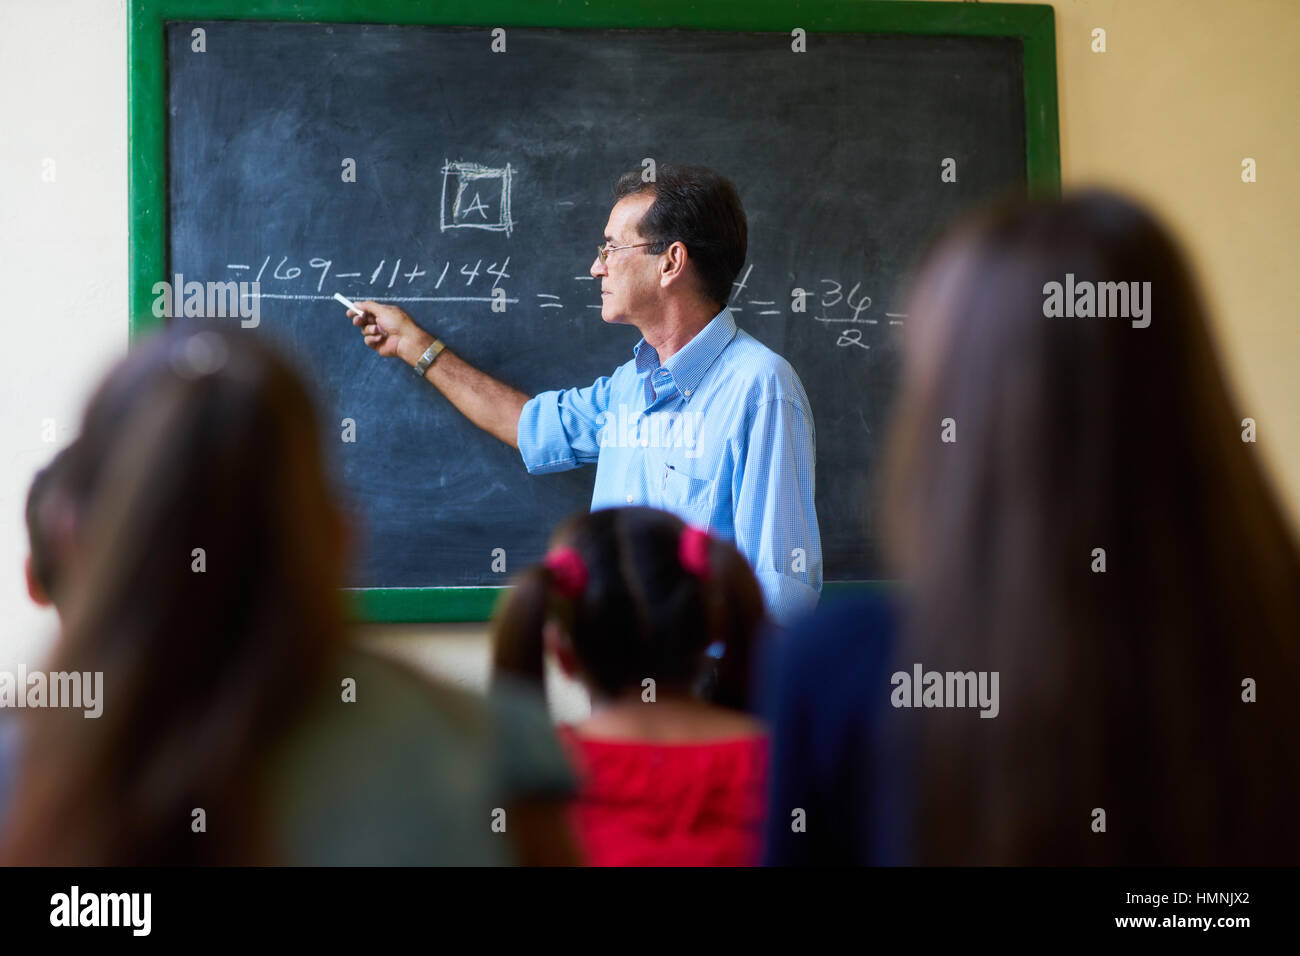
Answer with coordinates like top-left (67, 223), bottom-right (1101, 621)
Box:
top-left (517, 307), bottom-right (822, 625)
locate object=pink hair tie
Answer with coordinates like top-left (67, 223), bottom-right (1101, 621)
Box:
top-left (543, 547), bottom-right (588, 599)
top-left (678, 526), bottom-right (712, 580)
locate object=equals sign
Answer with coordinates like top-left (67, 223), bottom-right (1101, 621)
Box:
top-left (537, 294), bottom-right (563, 309)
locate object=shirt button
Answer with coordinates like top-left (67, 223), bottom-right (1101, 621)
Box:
top-left (684, 388), bottom-right (692, 397)
top-left (626, 494), bottom-right (634, 503)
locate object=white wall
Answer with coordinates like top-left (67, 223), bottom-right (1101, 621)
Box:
top-left (0, 0), bottom-right (128, 674)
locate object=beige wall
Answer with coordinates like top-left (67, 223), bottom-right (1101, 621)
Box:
top-left (2, 1), bottom-right (1296, 713)
top-left (987, 0), bottom-right (1300, 519)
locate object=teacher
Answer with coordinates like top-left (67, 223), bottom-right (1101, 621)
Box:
top-left (348, 164), bottom-right (821, 625)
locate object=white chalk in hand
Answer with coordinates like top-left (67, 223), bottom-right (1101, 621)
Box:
top-left (334, 292), bottom-right (364, 314)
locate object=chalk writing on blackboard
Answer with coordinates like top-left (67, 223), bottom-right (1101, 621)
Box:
top-left (440, 161), bottom-right (515, 235)
top-left (837, 329), bottom-right (870, 350)
top-left (221, 254), bottom-right (903, 349)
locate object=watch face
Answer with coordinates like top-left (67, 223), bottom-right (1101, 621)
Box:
top-left (416, 343), bottom-right (440, 373)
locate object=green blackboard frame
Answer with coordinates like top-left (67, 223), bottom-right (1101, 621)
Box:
top-left (128, 0), bottom-right (1060, 622)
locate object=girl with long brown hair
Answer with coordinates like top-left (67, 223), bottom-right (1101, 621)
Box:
top-left (765, 190), bottom-right (1300, 865)
top-left (1, 324), bottom-right (575, 864)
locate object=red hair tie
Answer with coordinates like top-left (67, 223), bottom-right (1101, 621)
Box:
top-left (679, 526), bottom-right (712, 580)
top-left (543, 547), bottom-right (588, 599)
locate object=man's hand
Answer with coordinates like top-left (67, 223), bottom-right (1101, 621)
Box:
top-left (348, 300), bottom-right (434, 366)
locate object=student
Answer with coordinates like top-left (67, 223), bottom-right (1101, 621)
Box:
top-left (492, 507), bottom-right (768, 866)
top-left (0, 447), bottom-right (79, 828)
top-left (23, 444), bottom-right (77, 620)
top-left (0, 324), bottom-right (577, 866)
top-left (764, 190), bottom-right (1300, 865)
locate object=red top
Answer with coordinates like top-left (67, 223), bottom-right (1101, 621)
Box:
top-left (558, 725), bottom-right (768, 867)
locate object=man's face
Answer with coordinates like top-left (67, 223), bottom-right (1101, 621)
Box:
top-left (590, 192), bottom-right (660, 326)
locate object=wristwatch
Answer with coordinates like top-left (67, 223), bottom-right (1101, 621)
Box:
top-left (413, 338), bottom-right (446, 376)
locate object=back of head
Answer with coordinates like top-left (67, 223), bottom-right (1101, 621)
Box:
top-left (613, 164), bottom-right (748, 310)
top-left (2, 324), bottom-right (350, 865)
top-left (25, 444), bottom-right (76, 609)
top-left (884, 189), bottom-right (1300, 864)
top-left (492, 507), bottom-right (764, 710)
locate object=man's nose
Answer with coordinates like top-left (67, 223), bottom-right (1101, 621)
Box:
top-left (591, 255), bottom-right (606, 278)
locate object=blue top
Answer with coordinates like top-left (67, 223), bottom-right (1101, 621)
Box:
top-left (517, 307), bottom-right (822, 625)
top-left (761, 593), bottom-right (913, 865)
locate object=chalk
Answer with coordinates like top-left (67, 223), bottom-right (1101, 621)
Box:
top-left (333, 292), bottom-right (365, 314)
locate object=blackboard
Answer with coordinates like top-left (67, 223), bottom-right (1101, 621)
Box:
top-left (131, 2), bottom-right (1060, 620)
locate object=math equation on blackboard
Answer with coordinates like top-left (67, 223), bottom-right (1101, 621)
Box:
top-left (217, 254), bottom-right (905, 349)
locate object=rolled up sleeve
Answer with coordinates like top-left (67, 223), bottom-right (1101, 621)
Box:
top-left (516, 375), bottom-right (613, 475)
top-left (733, 398), bottom-right (823, 627)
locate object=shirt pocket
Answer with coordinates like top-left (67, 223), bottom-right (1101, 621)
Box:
top-left (659, 460), bottom-right (716, 527)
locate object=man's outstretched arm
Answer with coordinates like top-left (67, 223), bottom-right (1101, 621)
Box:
top-left (350, 300), bottom-right (529, 448)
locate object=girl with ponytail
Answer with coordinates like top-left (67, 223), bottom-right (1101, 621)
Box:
top-left (491, 506), bottom-right (768, 866)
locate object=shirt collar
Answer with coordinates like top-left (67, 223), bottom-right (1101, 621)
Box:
top-left (631, 307), bottom-right (738, 396)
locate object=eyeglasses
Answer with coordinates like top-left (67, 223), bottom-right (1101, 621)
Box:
top-left (597, 241), bottom-right (656, 264)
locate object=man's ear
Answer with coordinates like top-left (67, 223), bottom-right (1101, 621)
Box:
top-left (543, 620), bottom-right (580, 679)
top-left (25, 554), bottom-right (52, 608)
top-left (659, 240), bottom-right (690, 289)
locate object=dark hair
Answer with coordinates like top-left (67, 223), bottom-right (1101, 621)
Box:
top-left (491, 507), bottom-right (764, 711)
top-left (883, 189), bottom-right (1300, 864)
top-left (25, 444), bottom-right (75, 602)
top-left (1, 323), bottom-right (351, 865)
top-left (613, 164), bottom-right (748, 309)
